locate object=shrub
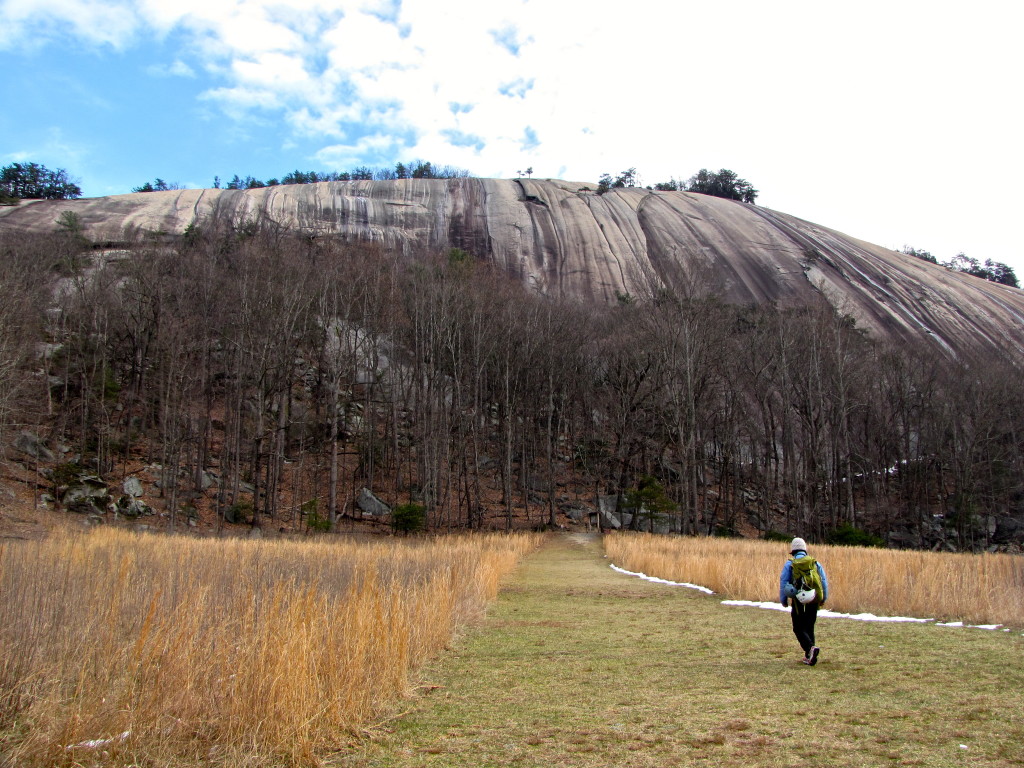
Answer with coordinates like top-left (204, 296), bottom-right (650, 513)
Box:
top-left (392, 503), bottom-right (426, 534)
top-left (306, 512), bottom-right (331, 533)
top-left (49, 461), bottom-right (88, 490)
top-left (826, 523), bottom-right (885, 548)
top-left (224, 500), bottom-right (253, 524)
top-left (303, 499), bottom-right (331, 533)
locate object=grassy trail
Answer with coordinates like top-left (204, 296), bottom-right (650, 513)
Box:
top-left (340, 533), bottom-right (1024, 767)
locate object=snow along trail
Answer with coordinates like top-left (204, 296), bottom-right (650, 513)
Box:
top-left (608, 563), bottom-right (714, 593)
top-left (609, 563), bottom-right (1013, 632)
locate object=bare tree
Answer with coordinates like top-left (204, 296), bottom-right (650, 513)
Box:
top-left (0, 233), bottom-right (50, 450)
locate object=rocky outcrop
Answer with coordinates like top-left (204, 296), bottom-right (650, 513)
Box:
top-left (13, 431), bottom-right (56, 463)
top-left (4, 178), bottom-right (1023, 357)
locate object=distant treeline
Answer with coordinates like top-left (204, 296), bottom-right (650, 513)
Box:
top-left (133, 160), bottom-right (473, 194)
top-left (902, 246), bottom-right (1018, 288)
top-left (596, 167), bottom-right (758, 204)
top-left (1, 162), bottom-right (82, 202)
top-left (1, 219), bottom-right (1021, 550)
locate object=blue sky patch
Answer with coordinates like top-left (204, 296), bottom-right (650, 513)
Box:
top-left (489, 24), bottom-right (529, 56)
top-left (441, 129), bottom-right (486, 151)
top-left (498, 78), bottom-right (534, 99)
top-left (521, 127), bottom-right (539, 151)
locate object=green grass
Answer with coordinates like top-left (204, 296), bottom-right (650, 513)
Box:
top-left (338, 533), bottom-right (1024, 768)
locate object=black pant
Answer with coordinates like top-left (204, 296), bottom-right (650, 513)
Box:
top-left (791, 601), bottom-right (818, 655)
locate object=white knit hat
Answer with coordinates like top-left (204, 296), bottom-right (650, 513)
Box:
top-left (790, 537), bottom-right (807, 553)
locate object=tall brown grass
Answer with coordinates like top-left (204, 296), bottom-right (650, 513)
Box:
top-left (603, 532), bottom-right (1024, 628)
top-left (0, 528), bottom-right (541, 767)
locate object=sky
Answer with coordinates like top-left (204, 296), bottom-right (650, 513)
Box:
top-left (2, 0), bottom-right (1022, 274)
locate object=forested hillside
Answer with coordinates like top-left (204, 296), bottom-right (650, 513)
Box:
top-left (1, 216), bottom-right (1021, 550)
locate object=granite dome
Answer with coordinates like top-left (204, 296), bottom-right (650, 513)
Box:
top-left (3, 177), bottom-right (1022, 358)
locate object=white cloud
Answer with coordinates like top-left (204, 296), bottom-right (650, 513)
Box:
top-left (314, 133), bottom-right (404, 168)
top-left (168, 59), bottom-right (195, 77)
top-left (2, 127), bottom-right (88, 175)
top-left (232, 52), bottom-right (310, 90)
top-left (321, 11), bottom-right (415, 71)
top-left (146, 59), bottom-right (196, 78)
top-left (0, 0), bottom-right (141, 49)
top-left (1, 150), bottom-right (33, 164)
top-left (199, 85), bottom-right (283, 115)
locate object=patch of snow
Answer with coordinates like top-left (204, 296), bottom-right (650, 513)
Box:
top-left (609, 564), bottom-right (714, 594)
top-left (721, 600), bottom-right (933, 623)
top-left (67, 731), bottom-right (130, 750)
top-left (721, 599), bottom-right (789, 613)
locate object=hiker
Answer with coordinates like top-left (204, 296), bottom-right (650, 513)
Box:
top-left (779, 537), bottom-right (829, 665)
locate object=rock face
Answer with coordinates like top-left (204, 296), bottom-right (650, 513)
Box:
top-left (4, 178), bottom-right (1024, 356)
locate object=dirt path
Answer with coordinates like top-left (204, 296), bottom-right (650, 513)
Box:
top-left (338, 533), bottom-right (1024, 768)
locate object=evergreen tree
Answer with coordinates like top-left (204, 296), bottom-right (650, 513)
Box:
top-left (1, 162), bottom-right (82, 200)
top-left (684, 168), bottom-right (757, 203)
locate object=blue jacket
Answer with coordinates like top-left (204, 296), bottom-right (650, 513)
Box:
top-left (779, 551), bottom-right (829, 606)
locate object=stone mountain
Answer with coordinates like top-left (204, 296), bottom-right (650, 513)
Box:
top-left (3, 177), bottom-right (1022, 358)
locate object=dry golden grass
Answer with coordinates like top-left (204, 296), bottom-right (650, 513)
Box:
top-left (603, 532), bottom-right (1024, 628)
top-left (0, 528), bottom-right (542, 767)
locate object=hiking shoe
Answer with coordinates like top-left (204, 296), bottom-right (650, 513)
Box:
top-left (808, 647), bottom-right (820, 666)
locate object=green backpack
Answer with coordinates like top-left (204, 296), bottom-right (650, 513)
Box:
top-left (790, 555), bottom-right (824, 605)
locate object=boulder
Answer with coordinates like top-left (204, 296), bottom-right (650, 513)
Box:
top-left (564, 505), bottom-right (588, 522)
top-left (122, 476), bottom-right (144, 497)
top-left (114, 494), bottom-right (153, 518)
top-left (357, 487), bottom-right (391, 517)
top-left (887, 530), bottom-right (922, 549)
top-left (597, 508), bottom-right (622, 530)
top-left (994, 516), bottom-right (1024, 544)
top-left (599, 494), bottom-right (649, 530)
top-left (62, 476), bottom-right (111, 513)
top-left (13, 431), bottom-right (56, 463)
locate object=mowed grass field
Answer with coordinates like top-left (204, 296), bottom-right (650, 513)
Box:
top-left (345, 533), bottom-right (1024, 768)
